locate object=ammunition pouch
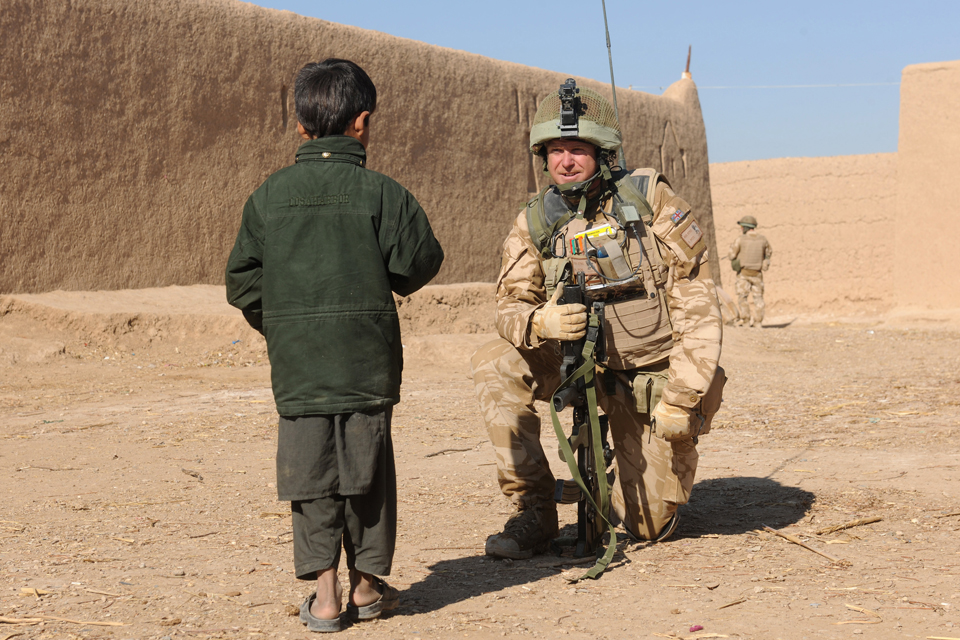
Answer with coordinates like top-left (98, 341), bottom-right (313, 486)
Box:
top-left (731, 257), bottom-right (742, 273)
top-left (629, 366), bottom-right (669, 415)
top-left (542, 257), bottom-right (570, 300)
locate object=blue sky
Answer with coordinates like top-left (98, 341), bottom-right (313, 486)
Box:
top-left (249, 0), bottom-right (959, 163)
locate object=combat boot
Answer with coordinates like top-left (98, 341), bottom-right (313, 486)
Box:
top-left (484, 502), bottom-right (558, 559)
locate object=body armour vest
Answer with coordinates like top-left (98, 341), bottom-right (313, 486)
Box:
top-left (737, 233), bottom-right (768, 271)
top-left (526, 169), bottom-right (701, 371)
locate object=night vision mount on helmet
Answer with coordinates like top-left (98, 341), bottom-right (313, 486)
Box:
top-left (558, 78), bottom-right (581, 138)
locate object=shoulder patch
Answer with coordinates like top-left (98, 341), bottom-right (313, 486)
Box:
top-left (652, 195), bottom-right (706, 264)
top-left (680, 220), bottom-right (703, 248)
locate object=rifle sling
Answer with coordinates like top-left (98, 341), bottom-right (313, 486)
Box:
top-left (549, 312), bottom-right (618, 581)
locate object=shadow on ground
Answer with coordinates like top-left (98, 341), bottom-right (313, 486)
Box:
top-left (681, 476), bottom-right (815, 536)
top-left (396, 551), bottom-right (562, 617)
top-left (397, 477), bottom-right (813, 616)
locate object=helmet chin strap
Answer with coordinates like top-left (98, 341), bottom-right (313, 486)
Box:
top-left (553, 161), bottom-right (614, 219)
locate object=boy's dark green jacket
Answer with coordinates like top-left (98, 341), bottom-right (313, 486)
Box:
top-left (225, 136), bottom-right (444, 416)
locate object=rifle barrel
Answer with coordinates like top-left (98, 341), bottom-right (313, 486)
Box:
top-left (553, 386), bottom-right (581, 413)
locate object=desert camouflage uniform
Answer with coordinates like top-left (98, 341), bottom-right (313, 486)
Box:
top-left (471, 180), bottom-right (722, 540)
top-left (728, 230), bottom-right (772, 325)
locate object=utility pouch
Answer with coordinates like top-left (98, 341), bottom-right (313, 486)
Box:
top-left (696, 365), bottom-right (727, 436)
top-left (630, 368), bottom-right (669, 415)
top-left (567, 224), bottom-right (635, 289)
top-left (731, 258), bottom-right (742, 273)
top-left (542, 257), bottom-right (570, 299)
top-left (595, 256), bottom-right (617, 279)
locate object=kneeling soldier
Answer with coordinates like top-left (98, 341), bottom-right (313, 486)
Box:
top-left (472, 81), bottom-right (723, 559)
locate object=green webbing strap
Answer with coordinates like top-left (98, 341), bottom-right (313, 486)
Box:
top-left (575, 193), bottom-right (588, 219)
top-left (540, 210), bottom-right (578, 259)
top-left (614, 172), bottom-right (655, 226)
top-left (548, 313), bottom-right (618, 581)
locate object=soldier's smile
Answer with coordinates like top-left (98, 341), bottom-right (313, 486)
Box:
top-left (544, 138), bottom-right (599, 185)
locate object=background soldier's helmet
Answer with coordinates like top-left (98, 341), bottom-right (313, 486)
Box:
top-left (738, 215), bottom-right (758, 228)
top-left (529, 86), bottom-right (622, 159)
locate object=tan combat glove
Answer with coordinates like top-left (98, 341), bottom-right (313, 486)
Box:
top-left (651, 401), bottom-right (702, 441)
top-left (531, 283), bottom-right (588, 341)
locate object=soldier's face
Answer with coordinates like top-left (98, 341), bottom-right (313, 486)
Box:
top-left (544, 139), bottom-right (599, 185)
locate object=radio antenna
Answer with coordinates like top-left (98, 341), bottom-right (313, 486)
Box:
top-left (601, 0), bottom-right (627, 171)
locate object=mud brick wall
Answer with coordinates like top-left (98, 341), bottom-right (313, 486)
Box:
top-left (0, 0), bottom-right (716, 293)
top-left (710, 154), bottom-right (898, 316)
top-left (894, 60), bottom-right (960, 310)
top-left (711, 59), bottom-right (960, 316)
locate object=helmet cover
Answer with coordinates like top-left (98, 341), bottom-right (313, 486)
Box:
top-left (530, 85), bottom-right (622, 155)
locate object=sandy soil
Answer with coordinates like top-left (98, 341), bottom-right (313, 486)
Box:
top-left (2, 286), bottom-right (959, 640)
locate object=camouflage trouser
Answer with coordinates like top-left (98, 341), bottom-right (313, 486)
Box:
top-left (735, 273), bottom-right (765, 323)
top-left (471, 337), bottom-right (699, 540)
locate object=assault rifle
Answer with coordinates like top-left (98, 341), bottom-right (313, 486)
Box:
top-left (549, 272), bottom-right (616, 576)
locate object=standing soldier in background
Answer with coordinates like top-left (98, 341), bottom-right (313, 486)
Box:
top-left (471, 80), bottom-right (724, 560)
top-left (727, 216), bottom-right (772, 327)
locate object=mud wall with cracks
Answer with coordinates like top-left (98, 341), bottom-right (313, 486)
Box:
top-left (0, 0), bottom-right (716, 294)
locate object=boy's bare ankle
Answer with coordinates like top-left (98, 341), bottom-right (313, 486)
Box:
top-left (310, 568), bottom-right (343, 620)
top-left (348, 568), bottom-right (382, 607)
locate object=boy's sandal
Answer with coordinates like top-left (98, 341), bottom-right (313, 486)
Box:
top-left (299, 593), bottom-right (342, 633)
top-left (346, 577), bottom-right (400, 621)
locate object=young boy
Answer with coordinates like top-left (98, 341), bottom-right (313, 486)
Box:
top-left (225, 59), bottom-right (444, 633)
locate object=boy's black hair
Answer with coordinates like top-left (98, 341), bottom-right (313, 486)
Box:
top-left (295, 59), bottom-right (377, 139)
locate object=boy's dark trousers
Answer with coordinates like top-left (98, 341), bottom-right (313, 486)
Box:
top-left (276, 409), bottom-right (396, 579)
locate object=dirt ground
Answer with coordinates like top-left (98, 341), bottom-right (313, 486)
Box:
top-left (2, 286), bottom-right (959, 640)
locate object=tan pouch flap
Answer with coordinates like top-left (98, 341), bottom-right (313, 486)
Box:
top-left (542, 257), bottom-right (569, 298)
top-left (631, 369), bottom-right (669, 415)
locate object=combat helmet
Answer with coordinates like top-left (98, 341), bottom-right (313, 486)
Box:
top-left (530, 79), bottom-right (622, 161)
top-left (738, 215), bottom-right (758, 228)
top-left (529, 79), bottom-right (623, 215)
